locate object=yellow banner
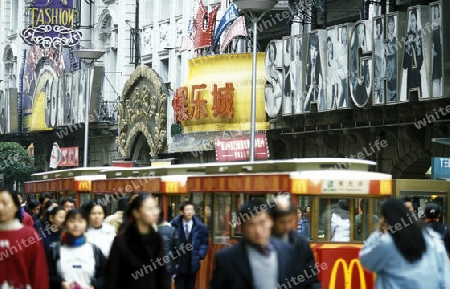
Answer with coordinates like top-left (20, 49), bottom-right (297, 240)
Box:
top-left (177, 53), bottom-right (269, 133)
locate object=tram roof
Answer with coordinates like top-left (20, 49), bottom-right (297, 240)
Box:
top-left (30, 158), bottom-right (377, 180)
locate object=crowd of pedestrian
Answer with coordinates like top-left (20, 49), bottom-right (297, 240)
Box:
top-left (0, 190), bottom-right (209, 289)
top-left (1, 187), bottom-right (450, 289)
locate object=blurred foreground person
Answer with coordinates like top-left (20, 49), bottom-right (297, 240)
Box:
top-left (47, 209), bottom-right (106, 289)
top-left (105, 193), bottom-right (170, 289)
top-left (157, 209), bottom-right (180, 284)
top-left (210, 199), bottom-right (318, 289)
top-left (0, 189), bottom-right (49, 288)
top-left (360, 198), bottom-right (450, 288)
top-left (82, 201), bottom-right (116, 258)
top-left (270, 196), bottom-right (321, 289)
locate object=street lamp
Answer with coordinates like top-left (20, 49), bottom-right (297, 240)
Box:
top-left (234, 0), bottom-right (279, 162)
top-left (73, 49), bottom-right (105, 167)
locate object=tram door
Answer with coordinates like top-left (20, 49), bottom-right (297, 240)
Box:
top-left (399, 191), bottom-right (447, 223)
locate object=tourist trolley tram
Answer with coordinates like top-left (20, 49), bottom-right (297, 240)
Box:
top-left (24, 158), bottom-right (393, 289)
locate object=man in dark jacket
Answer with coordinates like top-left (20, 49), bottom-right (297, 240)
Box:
top-left (211, 199), bottom-right (323, 289)
top-left (270, 195), bottom-right (322, 289)
top-left (158, 209), bottom-right (180, 280)
top-left (170, 201), bottom-right (208, 289)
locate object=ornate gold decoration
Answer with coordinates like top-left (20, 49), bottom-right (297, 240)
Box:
top-left (116, 65), bottom-right (168, 158)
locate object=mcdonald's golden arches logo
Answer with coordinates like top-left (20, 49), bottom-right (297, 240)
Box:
top-left (75, 180), bottom-right (91, 192)
top-left (328, 258), bottom-right (367, 289)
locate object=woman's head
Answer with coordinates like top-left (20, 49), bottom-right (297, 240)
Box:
top-left (375, 18), bottom-right (383, 38)
top-left (388, 16), bottom-right (395, 34)
top-left (128, 193), bottom-right (159, 227)
top-left (65, 209), bottom-right (88, 237)
top-left (409, 9), bottom-right (417, 32)
top-left (380, 198), bottom-right (426, 263)
top-left (0, 190), bottom-right (21, 223)
top-left (297, 207), bottom-right (303, 219)
top-left (47, 206), bottom-right (66, 229)
top-left (309, 34), bottom-right (319, 63)
top-left (81, 201), bottom-right (107, 228)
top-left (433, 5), bottom-right (440, 20)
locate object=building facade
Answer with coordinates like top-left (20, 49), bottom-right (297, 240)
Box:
top-left (0, 0), bottom-right (449, 179)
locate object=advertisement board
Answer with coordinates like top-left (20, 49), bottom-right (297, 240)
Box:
top-left (215, 133), bottom-right (270, 162)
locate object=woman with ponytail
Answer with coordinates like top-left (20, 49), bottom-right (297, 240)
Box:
top-left (105, 193), bottom-right (170, 289)
top-left (47, 209), bottom-right (106, 289)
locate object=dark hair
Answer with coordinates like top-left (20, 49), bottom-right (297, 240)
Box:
top-left (117, 196), bottom-right (130, 212)
top-left (381, 198), bottom-right (426, 263)
top-left (180, 201), bottom-right (194, 212)
top-left (375, 18), bottom-right (383, 31)
top-left (334, 199), bottom-right (350, 220)
top-left (403, 196), bottom-right (412, 203)
top-left (39, 193), bottom-right (51, 205)
top-left (388, 16), bottom-right (395, 25)
top-left (127, 193), bottom-right (156, 221)
top-left (425, 203), bottom-right (441, 219)
top-left (60, 198), bottom-right (76, 207)
top-left (238, 199), bottom-right (269, 221)
top-left (81, 200), bottom-right (107, 219)
top-left (27, 199), bottom-right (40, 211)
top-left (46, 206), bottom-right (66, 222)
top-left (269, 197), bottom-right (296, 219)
top-left (43, 199), bottom-right (58, 212)
top-left (65, 208), bottom-right (88, 224)
top-left (0, 190), bottom-right (21, 221)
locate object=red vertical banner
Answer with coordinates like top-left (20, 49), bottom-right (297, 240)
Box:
top-left (58, 147), bottom-right (79, 167)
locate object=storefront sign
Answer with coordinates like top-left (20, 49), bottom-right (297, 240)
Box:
top-left (20, 0), bottom-right (82, 48)
top-left (431, 157), bottom-right (450, 180)
top-left (173, 83), bottom-right (235, 121)
top-left (170, 53), bottom-right (269, 135)
top-left (329, 258), bottom-right (367, 289)
top-left (215, 133), bottom-right (269, 162)
top-left (322, 180), bottom-right (369, 194)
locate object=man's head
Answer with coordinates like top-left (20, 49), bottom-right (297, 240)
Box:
top-left (180, 201), bottom-right (195, 221)
top-left (28, 199), bottom-right (40, 215)
top-left (60, 198), bottom-right (76, 211)
top-left (39, 193), bottom-right (51, 208)
top-left (240, 199), bottom-right (273, 246)
top-left (403, 197), bottom-right (414, 212)
top-left (269, 194), bottom-right (296, 238)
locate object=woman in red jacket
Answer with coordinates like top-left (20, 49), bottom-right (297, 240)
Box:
top-left (0, 189), bottom-right (49, 288)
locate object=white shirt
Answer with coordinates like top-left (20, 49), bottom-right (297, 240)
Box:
top-left (331, 213), bottom-right (351, 242)
top-left (58, 243), bottom-right (95, 287)
top-left (182, 219), bottom-right (193, 234)
top-left (86, 223), bottom-right (116, 257)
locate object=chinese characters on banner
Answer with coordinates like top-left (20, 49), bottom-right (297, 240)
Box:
top-left (215, 133), bottom-right (270, 162)
top-left (322, 180), bottom-right (369, 193)
top-left (172, 83), bottom-right (235, 122)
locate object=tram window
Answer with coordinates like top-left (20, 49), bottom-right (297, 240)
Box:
top-left (213, 194), bottom-right (231, 244)
top-left (231, 194), bottom-right (245, 237)
top-left (316, 198), bottom-right (382, 242)
top-left (79, 193), bottom-right (92, 207)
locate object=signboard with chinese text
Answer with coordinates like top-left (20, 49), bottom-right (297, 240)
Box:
top-left (20, 0), bottom-right (82, 48)
top-left (171, 53), bottom-right (269, 134)
top-left (322, 180), bottom-right (370, 194)
top-left (214, 133), bottom-right (269, 162)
